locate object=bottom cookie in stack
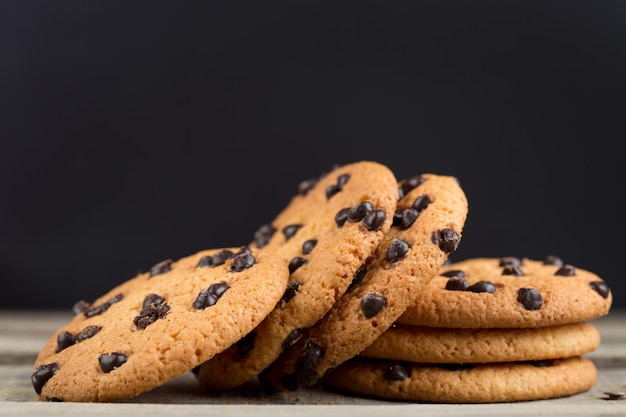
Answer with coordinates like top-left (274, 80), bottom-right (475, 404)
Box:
top-left (322, 256), bottom-right (613, 403)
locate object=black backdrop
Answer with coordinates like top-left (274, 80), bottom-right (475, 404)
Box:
top-left (1, 1), bottom-right (624, 310)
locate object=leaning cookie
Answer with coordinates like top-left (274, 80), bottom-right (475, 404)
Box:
top-left (397, 256), bottom-right (612, 328)
top-left (31, 247), bottom-right (289, 402)
top-left (323, 356), bottom-right (597, 403)
top-left (360, 322), bottom-right (600, 364)
top-left (196, 161), bottom-right (399, 389)
top-left (259, 173), bottom-right (468, 391)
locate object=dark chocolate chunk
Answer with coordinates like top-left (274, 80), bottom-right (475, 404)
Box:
top-left (590, 281), bottom-right (610, 298)
top-left (297, 177), bottom-right (318, 196)
top-left (192, 282), bottom-right (230, 310)
top-left (502, 265), bottom-right (524, 276)
top-left (363, 209), bottom-right (387, 231)
top-left (210, 249), bottom-right (234, 266)
top-left (517, 288), bottom-right (543, 310)
top-left (398, 175), bottom-right (426, 199)
top-left (392, 207), bottom-right (419, 229)
top-left (288, 257), bottom-right (307, 274)
top-left (75, 325), bottom-right (103, 342)
top-left (134, 295), bottom-right (170, 330)
top-left (302, 239), bottom-right (318, 255)
top-left (326, 173), bottom-right (350, 200)
top-left (499, 257), bottom-right (522, 268)
top-left (543, 255), bottom-right (564, 266)
top-left (431, 228), bottom-right (461, 253)
top-left (360, 294), bottom-right (386, 318)
top-left (335, 207), bottom-right (351, 227)
top-left (84, 293), bottom-right (123, 318)
top-left (236, 332), bottom-right (257, 358)
top-left (294, 366), bottom-right (320, 387)
top-left (282, 281), bottom-right (302, 303)
top-left (555, 264), bottom-right (576, 276)
top-left (347, 264), bottom-right (367, 291)
top-left (149, 259), bottom-right (172, 277)
top-left (386, 238), bottom-right (410, 262)
top-left (31, 363), bottom-right (59, 395)
top-left (231, 252), bottom-right (256, 272)
top-left (254, 224), bottom-right (276, 248)
top-left (283, 224), bottom-right (303, 241)
top-left (467, 280), bottom-right (496, 293)
top-left (441, 269), bottom-right (465, 278)
top-left (55, 331), bottom-right (76, 353)
top-left (385, 363), bottom-right (409, 381)
top-left (300, 340), bottom-right (325, 369)
top-left (347, 201), bottom-right (374, 222)
top-left (71, 300), bottom-right (90, 315)
top-left (445, 276), bottom-right (470, 291)
top-left (196, 255), bottom-right (213, 268)
top-left (282, 328), bottom-right (303, 348)
top-left (98, 352), bottom-right (128, 373)
top-left (412, 194), bottom-right (431, 211)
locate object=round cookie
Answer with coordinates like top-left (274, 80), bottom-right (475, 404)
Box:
top-left (323, 356), bottom-right (597, 403)
top-left (196, 161), bottom-right (399, 389)
top-left (259, 173), bottom-right (468, 391)
top-left (360, 322), bottom-right (601, 364)
top-left (31, 246), bottom-right (289, 402)
top-left (397, 256), bottom-right (613, 328)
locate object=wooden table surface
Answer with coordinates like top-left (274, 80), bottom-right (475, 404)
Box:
top-left (1, 310), bottom-right (624, 416)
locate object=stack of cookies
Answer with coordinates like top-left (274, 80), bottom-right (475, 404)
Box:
top-left (29, 160), bottom-right (613, 404)
top-left (323, 256), bottom-right (613, 403)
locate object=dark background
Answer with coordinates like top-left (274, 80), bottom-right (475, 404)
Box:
top-left (1, 1), bottom-right (624, 310)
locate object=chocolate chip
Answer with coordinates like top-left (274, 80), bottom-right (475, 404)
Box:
top-left (210, 249), bottom-right (234, 266)
top-left (517, 288), bottom-right (543, 310)
top-left (590, 281), bottom-right (610, 298)
top-left (385, 363), bottom-right (409, 381)
top-left (499, 257), bottom-right (522, 267)
top-left (75, 325), bottom-right (103, 342)
top-left (360, 294), bottom-right (386, 318)
top-left (193, 282), bottom-right (230, 310)
top-left (555, 264), bottom-right (576, 276)
top-left (441, 269), bottom-right (465, 278)
top-left (300, 340), bottom-right (325, 369)
top-left (412, 194), bottom-right (431, 211)
top-left (196, 255), bottom-right (213, 268)
top-left (282, 281), bottom-right (302, 303)
top-left (294, 367), bottom-right (320, 387)
top-left (398, 175), bottom-right (426, 199)
top-left (71, 300), bottom-right (90, 315)
top-left (98, 352), bottom-right (128, 373)
top-left (363, 209), bottom-right (387, 231)
top-left (254, 224), bottom-right (276, 248)
top-left (236, 332), bottom-right (256, 358)
top-left (468, 280), bottom-right (496, 293)
top-left (31, 363), bottom-right (58, 395)
top-left (302, 239), bottom-right (318, 255)
top-left (347, 201), bottom-right (374, 222)
top-left (283, 224), bottom-right (303, 241)
top-left (502, 265), bottom-right (524, 276)
top-left (445, 276), bottom-right (470, 291)
top-left (326, 174), bottom-right (351, 200)
top-left (134, 294), bottom-right (170, 330)
top-left (347, 264), bottom-right (367, 291)
top-left (298, 177), bottom-right (318, 196)
top-left (392, 207), bottom-right (419, 229)
top-left (231, 253), bottom-right (256, 272)
top-left (149, 259), bottom-right (172, 277)
top-left (55, 331), bottom-right (76, 353)
top-left (335, 207), bottom-right (350, 227)
top-left (432, 228), bottom-right (461, 253)
top-left (543, 255), bottom-right (564, 266)
top-left (84, 293), bottom-right (123, 318)
top-left (288, 257), bottom-right (307, 274)
top-left (282, 328), bottom-right (303, 348)
top-left (386, 238), bottom-right (410, 262)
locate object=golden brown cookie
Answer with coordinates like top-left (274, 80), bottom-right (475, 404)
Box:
top-left (323, 356), bottom-right (597, 403)
top-left (196, 161), bottom-right (398, 389)
top-left (397, 256), bottom-right (612, 328)
top-left (31, 247), bottom-right (289, 402)
top-left (259, 173), bottom-right (468, 391)
top-left (360, 322), bottom-right (600, 363)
